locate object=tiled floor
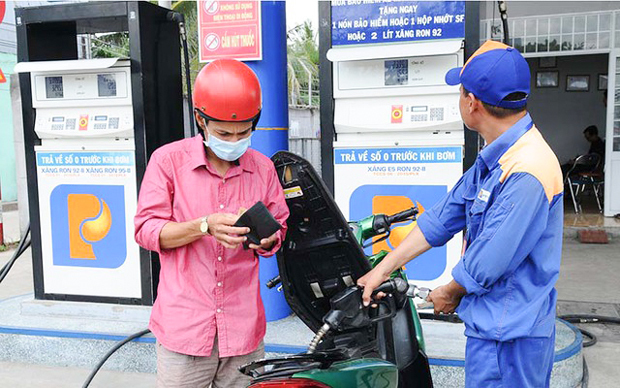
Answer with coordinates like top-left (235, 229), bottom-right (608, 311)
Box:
top-left (563, 195), bottom-right (620, 228)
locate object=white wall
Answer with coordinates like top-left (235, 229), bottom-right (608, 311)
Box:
top-left (526, 54), bottom-right (608, 164)
top-left (288, 106), bottom-right (321, 175)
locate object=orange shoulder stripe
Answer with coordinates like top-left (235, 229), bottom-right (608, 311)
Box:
top-left (498, 126), bottom-right (563, 203)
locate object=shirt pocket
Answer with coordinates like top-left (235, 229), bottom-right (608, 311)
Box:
top-left (478, 198), bottom-right (514, 242)
top-left (462, 185), bottom-right (479, 240)
top-left (468, 199), bottom-right (488, 237)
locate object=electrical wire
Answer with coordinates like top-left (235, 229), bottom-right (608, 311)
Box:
top-left (81, 328), bottom-right (151, 388)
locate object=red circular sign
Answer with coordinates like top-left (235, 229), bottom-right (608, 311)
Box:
top-left (204, 33), bottom-right (220, 52)
top-left (204, 0), bottom-right (219, 16)
top-left (0, 2), bottom-right (6, 25)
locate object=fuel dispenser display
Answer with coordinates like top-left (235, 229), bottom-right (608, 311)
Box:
top-left (324, 1), bottom-right (468, 290)
top-left (16, 59), bottom-right (141, 300)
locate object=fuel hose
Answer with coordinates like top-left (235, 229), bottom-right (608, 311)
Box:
top-left (0, 224), bottom-right (30, 284)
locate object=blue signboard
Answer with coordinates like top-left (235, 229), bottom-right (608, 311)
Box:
top-left (331, 1), bottom-right (465, 46)
top-left (335, 147), bottom-right (462, 165)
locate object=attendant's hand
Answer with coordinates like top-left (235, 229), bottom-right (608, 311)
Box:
top-left (206, 213), bottom-right (250, 249)
top-left (427, 280), bottom-right (467, 315)
top-left (357, 267), bottom-right (391, 307)
top-left (248, 231), bottom-right (278, 251)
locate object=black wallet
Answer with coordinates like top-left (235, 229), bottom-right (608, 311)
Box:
top-left (234, 201), bottom-right (282, 249)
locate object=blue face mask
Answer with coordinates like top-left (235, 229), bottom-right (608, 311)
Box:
top-left (204, 131), bottom-right (252, 162)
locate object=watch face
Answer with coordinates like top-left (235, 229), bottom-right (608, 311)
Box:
top-left (200, 220), bottom-right (208, 234)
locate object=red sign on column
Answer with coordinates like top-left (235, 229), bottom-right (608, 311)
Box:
top-left (197, 0), bottom-right (262, 62)
top-left (0, 1), bottom-right (6, 25)
top-left (0, 68), bottom-right (6, 84)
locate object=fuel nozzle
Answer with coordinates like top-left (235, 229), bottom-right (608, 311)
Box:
top-left (307, 278), bottom-right (408, 353)
top-left (307, 286), bottom-right (362, 354)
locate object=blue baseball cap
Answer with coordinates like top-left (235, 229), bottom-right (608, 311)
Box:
top-left (445, 40), bottom-right (530, 109)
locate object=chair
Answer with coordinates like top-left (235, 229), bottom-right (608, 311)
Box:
top-left (564, 153), bottom-right (603, 213)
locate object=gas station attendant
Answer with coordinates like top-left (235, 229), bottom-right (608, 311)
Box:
top-left (358, 40), bottom-right (563, 388)
top-left (134, 59), bottom-right (289, 388)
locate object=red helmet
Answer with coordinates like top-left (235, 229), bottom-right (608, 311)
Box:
top-left (193, 59), bottom-right (262, 122)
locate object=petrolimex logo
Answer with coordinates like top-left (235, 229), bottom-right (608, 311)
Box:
top-left (391, 105), bottom-right (403, 124)
top-left (349, 184), bottom-right (447, 280)
top-left (371, 195), bottom-right (425, 256)
top-left (50, 185), bottom-right (127, 268)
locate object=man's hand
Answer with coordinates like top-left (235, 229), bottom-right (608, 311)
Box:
top-left (207, 213), bottom-right (250, 249)
top-left (248, 231), bottom-right (278, 251)
top-left (357, 226), bottom-right (433, 307)
top-left (357, 267), bottom-right (390, 307)
top-left (427, 280), bottom-right (467, 315)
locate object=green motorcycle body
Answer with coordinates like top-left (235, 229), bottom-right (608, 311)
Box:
top-left (295, 359), bottom-right (398, 387)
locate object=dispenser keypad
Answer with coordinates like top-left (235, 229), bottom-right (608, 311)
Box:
top-left (429, 107), bottom-right (444, 121)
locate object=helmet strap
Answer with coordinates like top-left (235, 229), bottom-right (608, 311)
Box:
top-left (251, 110), bottom-right (262, 131)
top-left (195, 108), bottom-right (261, 132)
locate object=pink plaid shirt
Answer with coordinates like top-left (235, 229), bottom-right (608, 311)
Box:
top-left (134, 135), bottom-right (289, 357)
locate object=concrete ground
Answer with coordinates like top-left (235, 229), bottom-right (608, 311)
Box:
top-left (556, 237), bottom-right (620, 388)
top-left (1, 207), bottom-right (619, 387)
top-left (0, 209), bottom-right (156, 387)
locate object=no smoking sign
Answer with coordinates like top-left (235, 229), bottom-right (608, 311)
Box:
top-left (197, 1), bottom-right (262, 61)
top-left (204, 33), bottom-right (221, 52)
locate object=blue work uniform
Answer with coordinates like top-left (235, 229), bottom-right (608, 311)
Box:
top-left (417, 113), bottom-right (563, 387)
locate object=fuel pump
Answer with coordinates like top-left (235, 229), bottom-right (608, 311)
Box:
top-left (321, 1), bottom-right (469, 290)
top-left (15, 58), bottom-right (144, 301)
top-left (15, 1), bottom-right (185, 305)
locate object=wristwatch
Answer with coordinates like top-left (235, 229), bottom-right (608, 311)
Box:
top-left (200, 216), bottom-right (210, 235)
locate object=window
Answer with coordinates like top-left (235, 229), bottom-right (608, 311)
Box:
top-left (481, 11), bottom-right (613, 54)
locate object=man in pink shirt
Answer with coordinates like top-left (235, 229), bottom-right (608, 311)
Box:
top-left (134, 59), bottom-right (289, 388)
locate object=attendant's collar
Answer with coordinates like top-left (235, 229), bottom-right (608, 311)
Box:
top-left (478, 113), bottom-right (533, 169)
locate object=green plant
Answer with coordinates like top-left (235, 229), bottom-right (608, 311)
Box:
top-left (0, 241), bottom-right (19, 252)
top-left (287, 20), bottom-right (319, 107)
top-left (89, 1), bottom-right (319, 106)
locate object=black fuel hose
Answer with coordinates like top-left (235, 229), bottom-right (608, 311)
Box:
top-left (0, 227), bottom-right (151, 388)
top-left (578, 327), bottom-right (597, 348)
top-left (167, 11), bottom-right (195, 137)
top-left (559, 314), bottom-right (620, 324)
top-left (419, 311), bottom-right (597, 387)
top-left (81, 328), bottom-right (151, 388)
top-left (0, 224), bottom-right (31, 284)
top-left (582, 357), bottom-right (589, 388)
top-left (419, 310), bottom-right (619, 350)
top-left (418, 312), bottom-right (462, 324)
top-left (559, 314), bottom-right (620, 348)
top-left (497, 1), bottom-right (509, 44)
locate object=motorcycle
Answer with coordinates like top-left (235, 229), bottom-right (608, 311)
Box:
top-left (239, 151), bottom-right (434, 388)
